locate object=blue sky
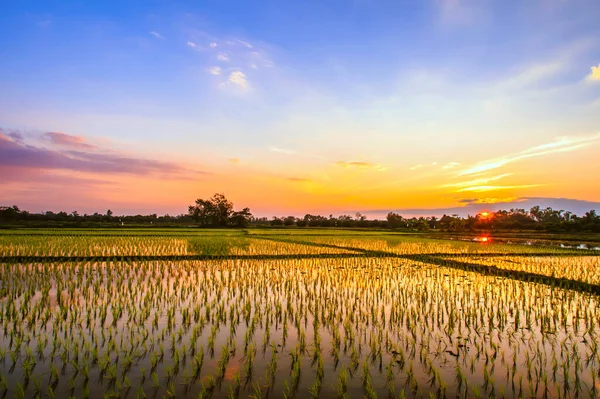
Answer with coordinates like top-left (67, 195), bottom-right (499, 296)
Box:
top-left (1, 0), bottom-right (600, 215)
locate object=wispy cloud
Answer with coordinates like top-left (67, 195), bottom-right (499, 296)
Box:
top-left (0, 131), bottom-right (203, 176)
top-left (587, 63), bottom-right (600, 81)
top-left (442, 162), bottom-right (461, 170)
top-left (443, 173), bottom-right (513, 188)
top-left (458, 197), bottom-right (520, 205)
top-left (268, 147), bottom-right (325, 161)
top-left (497, 61), bottom-right (565, 91)
top-left (149, 31), bottom-right (165, 40)
top-left (269, 146), bottom-right (296, 155)
top-left (209, 42), bottom-right (217, 48)
top-left (44, 132), bottom-right (97, 150)
top-left (336, 161), bottom-right (387, 171)
top-left (187, 41), bottom-right (196, 48)
top-left (217, 53), bottom-right (230, 61)
top-left (457, 184), bottom-right (541, 192)
top-left (0, 128), bottom-right (25, 144)
top-left (458, 133), bottom-right (600, 176)
top-left (286, 177), bottom-right (311, 182)
top-left (236, 40), bottom-right (253, 48)
top-left (1, 165), bottom-right (113, 186)
top-left (207, 66), bottom-right (222, 75)
top-left (409, 164), bottom-right (423, 171)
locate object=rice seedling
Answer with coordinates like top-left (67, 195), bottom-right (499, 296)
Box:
top-left (0, 229), bottom-right (598, 397)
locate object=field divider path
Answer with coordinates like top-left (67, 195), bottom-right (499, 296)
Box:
top-left (420, 255), bottom-right (600, 295)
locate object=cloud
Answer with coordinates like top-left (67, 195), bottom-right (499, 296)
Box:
top-left (498, 60), bottom-right (565, 91)
top-left (44, 132), bottom-right (97, 149)
top-left (207, 66), bottom-right (222, 75)
top-left (268, 146), bottom-right (325, 161)
top-left (0, 165), bottom-right (112, 186)
top-left (247, 51), bottom-right (274, 69)
top-left (336, 161), bottom-right (387, 171)
top-left (443, 173), bottom-right (513, 188)
top-left (587, 63), bottom-right (600, 81)
top-left (149, 31), bottom-right (165, 40)
top-left (217, 53), bottom-right (230, 61)
top-left (409, 164), bottom-right (423, 171)
top-left (0, 128), bottom-right (24, 144)
top-left (187, 41), bottom-right (196, 48)
top-left (0, 132), bottom-right (202, 176)
top-left (225, 71), bottom-right (248, 89)
top-left (456, 184), bottom-right (540, 192)
top-left (458, 133), bottom-right (600, 176)
top-left (442, 162), bottom-right (461, 170)
top-left (286, 177), bottom-right (311, 182)
top-left (236, 40), bottom-right (253, 48)
top-left (209, 42), bottom-right (217, 48)
top-left (269, 146), bottom-right (296, 155)
top-left (458, 197), bottom-right (520, 205)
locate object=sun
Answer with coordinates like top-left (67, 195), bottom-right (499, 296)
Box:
top-left (479, 211), bottom-right (491, 219)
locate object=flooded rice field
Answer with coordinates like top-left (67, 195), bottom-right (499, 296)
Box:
top-left (0, 230), bottom-right (599, 398)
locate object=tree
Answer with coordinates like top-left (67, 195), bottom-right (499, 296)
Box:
top-left (0, 205), bottom-right (21, 221)
top-left (188, 193), bottom-right (250, 227)
top-left (188, 193), bottom-right (232, 226)
top-left (211, 193), bottom-right (234, 226)
top-left (386, 212), bottom-right (404, 229)
top-left (230, 208), bottom-right (253, 228)
top-left (271, 217), bottom-right (284, 226)
top-left (106, 209), bottom-right (113, 217)
top-left (283, 216), bottom-right (296, 226)
top-left (188, 198), bottom-right (214, 226)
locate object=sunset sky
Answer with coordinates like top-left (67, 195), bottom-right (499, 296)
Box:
top-left (1, 0), bottom-right (600, 217)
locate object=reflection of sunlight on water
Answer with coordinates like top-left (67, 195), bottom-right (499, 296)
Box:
top-left (223, 361), bottom-right (241, 381)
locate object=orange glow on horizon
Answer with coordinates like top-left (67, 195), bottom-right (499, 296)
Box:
top-left (479, 211), bottom-right (492, 219)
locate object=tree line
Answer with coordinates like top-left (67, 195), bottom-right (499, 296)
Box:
top-left (1, 195), bottom-right (599, 232)
top-left (256, 207), bottom-right (600, 232)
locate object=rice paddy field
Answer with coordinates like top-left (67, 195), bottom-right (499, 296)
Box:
top-left (1, 228), bottom-right (600, 398)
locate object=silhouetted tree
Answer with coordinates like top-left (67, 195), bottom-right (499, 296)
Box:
top-left (230, 208), bottom-right (253, 228)
top-left (188, 193), bottom-right (234, 227)
top-left (386, 212), bottom-right (404, 229)
top-left (271, 217), bottom-right (284, 226)
top-left (283, 216), bottom-right (296, 226)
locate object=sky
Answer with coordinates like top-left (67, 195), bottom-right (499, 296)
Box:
top-left (1, 0), bottom-right (600, 217)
